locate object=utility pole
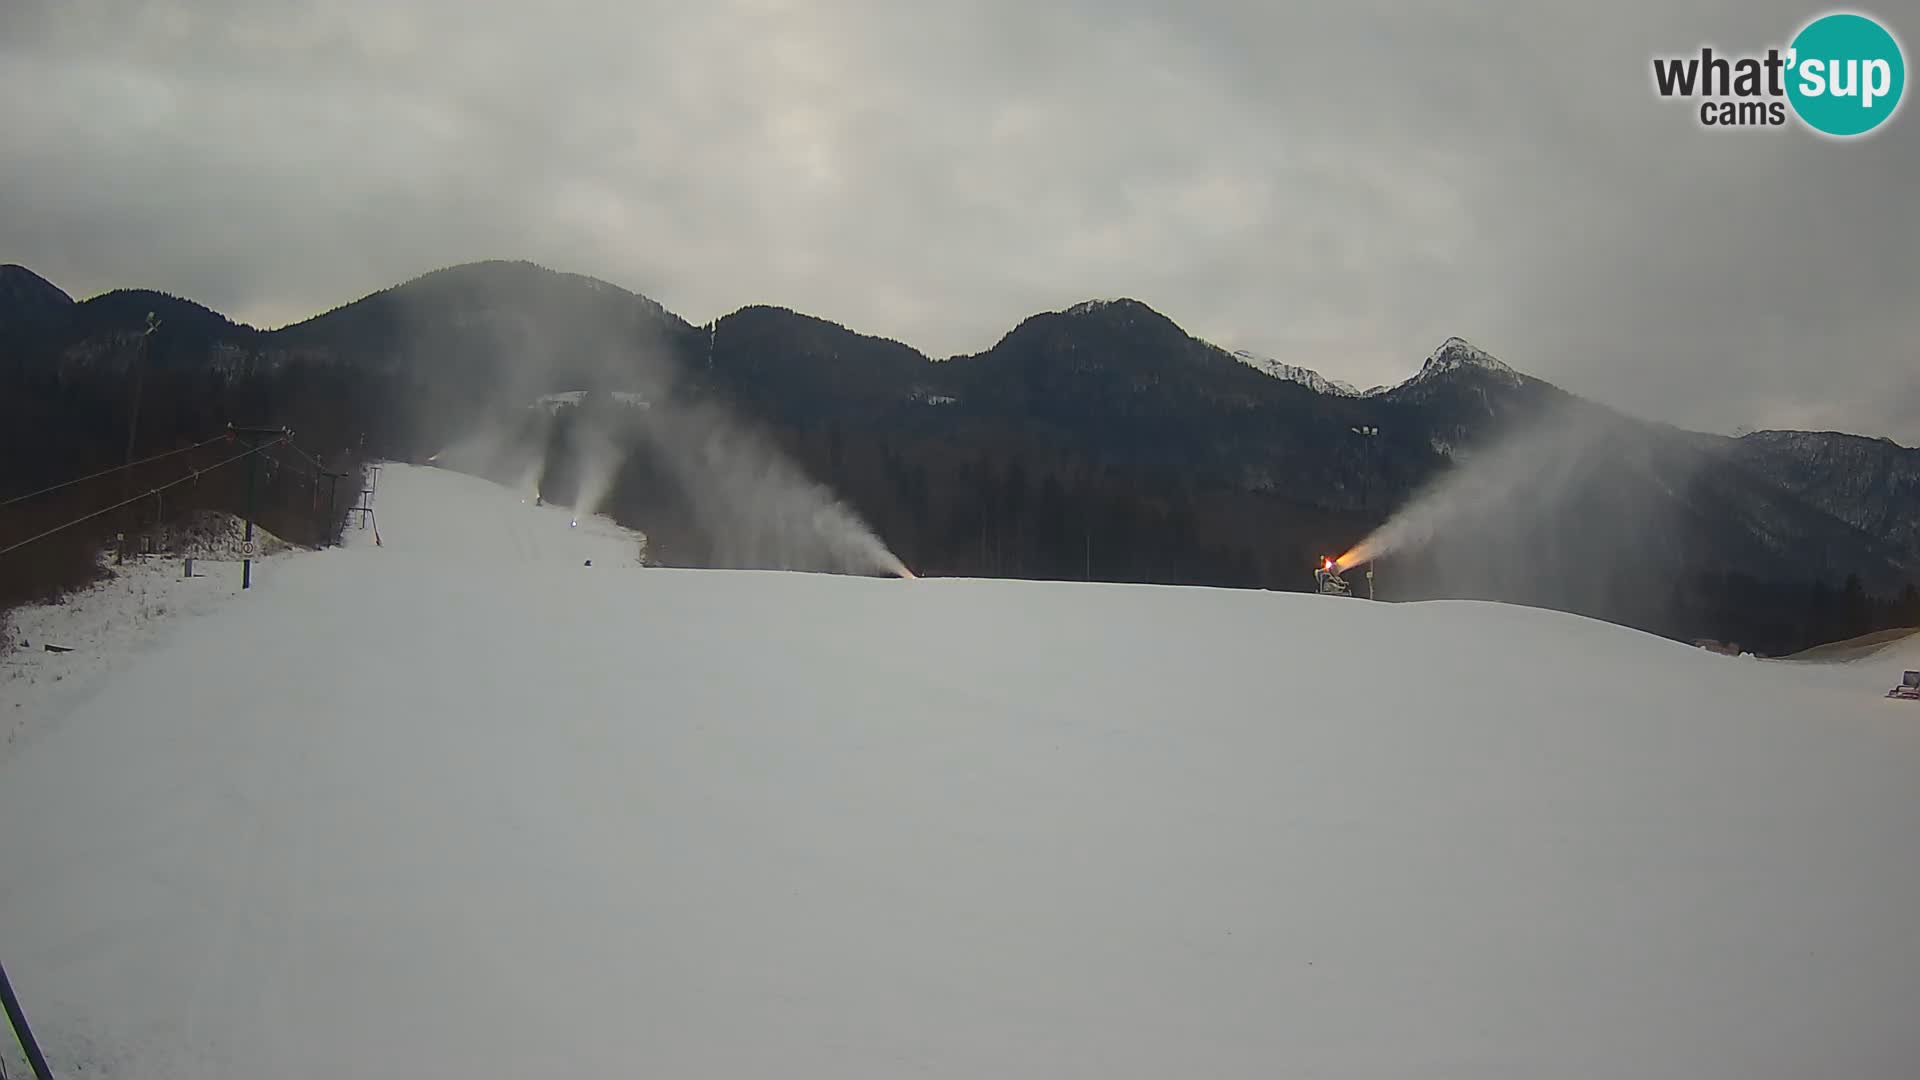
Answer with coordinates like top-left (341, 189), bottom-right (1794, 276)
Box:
top-left (0, 958), bottom-right (54, 1080)
top-left (318, 466), bottom-right (347, 548)
top-left (243, 441), bottom-right (259, 589)
top-left (1351, 425), bottom-right (1380, 599)
top-left (117, 312), bottom-right (160, 565)
top-left (228, 425), bottom-right (290, 589)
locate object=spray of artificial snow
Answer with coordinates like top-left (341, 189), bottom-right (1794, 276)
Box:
top-left (1335, 402), bottom-right (1694, 597)
top-left (567, 417), bottom-right (621, 520)
top-left (430, 386), bottom-right (908, 577)
top-left (405, 275), bottom-right (910, 577)
top-left (428, 423), bottom-right (549, 500)
top-left (637, 399), bottom-right (912, 578)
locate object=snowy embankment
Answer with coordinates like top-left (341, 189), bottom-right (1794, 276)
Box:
top-left (1, 464), bottom-right (1917, 1079)
top-left (1, 517), bottom-right (298, 759)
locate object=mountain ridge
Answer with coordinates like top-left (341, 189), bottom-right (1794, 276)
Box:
top-left (7, 261), bottom-right (1912, 452)
top-left (3, 258), bottom-right (1914, 653)
top-left (7, 261), bottom-right (1565, 407)
top-left (0, 263), bottom-right (76, 333)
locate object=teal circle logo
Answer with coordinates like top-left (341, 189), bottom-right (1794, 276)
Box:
top-left (1787, 13), bottom-right (1905, 136)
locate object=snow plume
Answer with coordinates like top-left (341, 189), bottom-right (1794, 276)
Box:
top-left (385, 265), bottom-right (906, 576)
top-left (428, 417), bottom-right (549, 498)
top-left (425, 365), bottom-right (909, 577)
top-left (639, 399), bottom-right (911, 578)
top-left (1338, 402), bottom-right (1704, 616)
top-left (566, 416), bottom-right (621, 519)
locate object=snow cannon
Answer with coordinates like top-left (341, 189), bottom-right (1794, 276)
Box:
top-left (1314, 556), bottom-right (1353, 597)
top-left (1889, 670), bottom-right (1920, 701)
top-left (1328, 550), bottom-right (1378, 600)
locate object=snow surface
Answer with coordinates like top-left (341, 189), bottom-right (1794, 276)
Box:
top-left (2, 464), bottom-right (1918, 1079)
top-left (1, 519), bottom-right (294, 762)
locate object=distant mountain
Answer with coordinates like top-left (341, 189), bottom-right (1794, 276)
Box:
top-left (278, 260), bottom-right (692, 364)
top-left (1231, 336), bottom-right (1526, 404)
top-left (1232, 350), bottom-right (1365, 397)
top-left (1731, 430), bottom-right (1920, 562)
top-left (946, 298), bottom-right (1321, 421)
top-left (0, 264), bottom-right (73, 333)
top-left (4, 259), bottom-right (1914, 651)
top-left (1393, 336), bottom-right (1522, 388)
top-left (702, 304), bottom-right (933, 424)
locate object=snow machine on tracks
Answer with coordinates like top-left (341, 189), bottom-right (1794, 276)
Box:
top-left (1889, 670), bottom-right (1920, 701)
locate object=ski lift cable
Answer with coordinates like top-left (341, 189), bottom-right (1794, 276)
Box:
top-left (278, 440), bottom-right (327, 470)
top-left (0, 441), bottom-right (277, 560)
top-left (0, 434), bottom-right (228, 510)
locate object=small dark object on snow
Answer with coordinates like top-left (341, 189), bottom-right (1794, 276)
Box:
top-left (584, 559), bottom-right (592, 567)
top-left (43, 644), bottom-right (72, 654)
top-left (1889, 670), bottom-right (1920, 701)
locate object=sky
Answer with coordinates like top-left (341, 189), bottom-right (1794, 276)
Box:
top-left (2, 0), bottom-right (1915, 442)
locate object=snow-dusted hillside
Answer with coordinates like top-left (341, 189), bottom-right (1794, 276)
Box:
top-left (532, 389), bottom-right (651, 414)
top-left (1409, 335), bottom-right (1521, 382)
top-left (1734, 429), bottom-right (1920, 559)
top-left (1, 517), bottom-right (299, 758)
top-left (1230, 349), bottom-right (1364, 396)
top-left (1229, 337), bottom-right (1521, 401)
top-left (1, 464), bottom-right (1916, 1079)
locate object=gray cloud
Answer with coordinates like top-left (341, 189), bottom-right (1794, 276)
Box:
top-left (3, 0), bottom-right (1914, 442)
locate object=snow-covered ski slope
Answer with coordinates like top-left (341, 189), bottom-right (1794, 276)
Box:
top-left (1, 464), bottom-right (1917, 1079)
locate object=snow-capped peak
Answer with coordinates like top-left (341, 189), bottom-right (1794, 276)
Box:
top-left (1231, 350), bottom-right (1363, 397)
top-left (1414, 337), bottom-right (1519, 382)
top-left (1064, 298), bottom-right (1121, 317)
top-left (1061, 297), bottom-right (1159, 321)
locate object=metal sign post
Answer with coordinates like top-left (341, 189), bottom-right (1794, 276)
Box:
top-left (227, 425), bottom-right (291, 590)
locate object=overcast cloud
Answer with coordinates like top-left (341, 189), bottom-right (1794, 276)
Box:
top-left (2, 0), bottom-right (1914, 441)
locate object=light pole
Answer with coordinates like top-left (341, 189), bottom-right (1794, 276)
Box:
top-left (1351, 425), bottom-right (1380, 599)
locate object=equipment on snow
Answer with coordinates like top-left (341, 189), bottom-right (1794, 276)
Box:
top-left (1314, 557), bottom-right (1353, 597)
top-left (1889, 670), bottom-right (1920, 701)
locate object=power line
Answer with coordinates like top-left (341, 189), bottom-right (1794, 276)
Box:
top-left (0, 434), bottom-right (227, 510)
top-left (278, 440), bottom-right (327, 471)
top-left (0, 441), bottom-right (276, 560)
